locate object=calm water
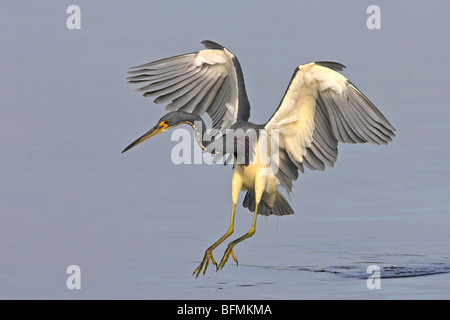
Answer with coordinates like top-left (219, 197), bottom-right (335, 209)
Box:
top-left (1, 125), bottom-right (449, 299)
top-left (1, 1), bottom-right (449, 299)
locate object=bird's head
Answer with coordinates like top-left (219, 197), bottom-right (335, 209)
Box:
top-left (121, 111), bottom-right (199, 153)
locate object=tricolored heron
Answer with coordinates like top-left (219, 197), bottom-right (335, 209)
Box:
top-left (122, 40), bottom-right (395, 277)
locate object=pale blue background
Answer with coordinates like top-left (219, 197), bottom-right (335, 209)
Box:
top-left (0, 1), bottom-right (449, 299)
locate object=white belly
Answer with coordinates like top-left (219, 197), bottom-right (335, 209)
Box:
top-left (235, 162), bottom-right (279, 207)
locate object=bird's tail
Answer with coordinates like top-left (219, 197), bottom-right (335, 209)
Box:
top-left (243, 190), bottom-right (294, 216)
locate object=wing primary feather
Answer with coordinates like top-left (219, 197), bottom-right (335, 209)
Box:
top-left (301, 155), bottom-right (315, 171)
top-left (212, 87), bottom-right (232, 127)
top-left (343, 96), bottom-right (390, 145)
top-left (310, 134), bottom-right (337, 165)
top-left (303, 145), bottom-right (326, 171)
top-left (206, 80), bottom-right (228, 117)
top-left (209, 81), bottom-right (231, 124)
top-left (348, 81), bottom-right (395, 132)
top-left (320, 93), bottom-right (347, 142)
top-left (279, 149), bottom-right (300, 181)
top-left (334, 94), bottom-right (368, 143)
top-left (314, 103), bottom-right (338, 151)
top-left (314, 133), bottom-right (337, 163)
top-left (168, 75), bottom-right (216, 112)
top-left (285, 146), bottom-right (305, 173)
top-left (347, 88), bottom-right (396, 138)
top-left (127, 64), bottom-right (196, 83)
top-left (345, 94), bottom-right (394, 143)
top-left (153, 74), bottom-right (205, 104)
top-left (192, 75), bottom-right (226, 115)
top-left (127, 62), bottom-right (193, 76)
top-left (127, 61), bottom-right (193, 79)
top-left (322, 90), bottom-right (363, 143)
top-left (331, 95), bottom-right (364, 143)
top-left (129, 53), bottom-right (196, 70)
top-left (142, 67), bottom-right (209, 99)
top-left (338, 95), bottom-right (380, 144)
top-left (177, 75), bottom-right (219, 112)
top-left (137, 66), bottom-right (205, 94)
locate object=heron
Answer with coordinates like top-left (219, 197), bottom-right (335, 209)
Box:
top-left (121, 40), bottom-right (395, 277)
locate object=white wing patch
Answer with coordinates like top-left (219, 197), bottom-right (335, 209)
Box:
top-left (194, 49), bottom-right (228, 67)
top-left (266, 63), bottom-right (347, 164)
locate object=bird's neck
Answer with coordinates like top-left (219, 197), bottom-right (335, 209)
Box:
top-left (183, 113), bottom-right (214, 151)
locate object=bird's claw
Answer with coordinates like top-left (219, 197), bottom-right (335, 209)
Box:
top-left (217, 244), bottom-right (238, 270)
top-left (193, 249), bottom-right (217, 278)
top-left (193, 242), bottom-right (239, 277)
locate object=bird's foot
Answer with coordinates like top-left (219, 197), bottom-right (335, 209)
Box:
top-left (193, 249), bottom-right (217, 278)
top-left (217, 243), bottom-right (238, 270)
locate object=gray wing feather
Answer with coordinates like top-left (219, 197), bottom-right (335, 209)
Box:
top-left (321, 84), bottom-right (395, 145)
top-left (127, 41), bottom-right (250, 131)
top-left (140, 66), bottom-right (207, 97)
top-left (127, 63), bottom-right (195, 81)
top-left (212, 87), bottom-right (232, 127)
top-left (130, 53), bottom-right (195, 70)
top-left (300, 81), bottom-right (395, 174)
top-left (165, 72), bottom-right (215, 112)
top-left (192, 76), bottom-right (226, 114)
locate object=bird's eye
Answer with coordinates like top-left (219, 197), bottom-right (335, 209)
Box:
top-left (163, 120), bottom-right (169, 125)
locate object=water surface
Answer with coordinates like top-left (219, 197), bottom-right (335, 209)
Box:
top-left (0, 1), bottom-right (449, 299)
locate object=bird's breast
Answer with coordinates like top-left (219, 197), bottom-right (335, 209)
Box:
top-left (235, 163), bottom-right (258, 190)
top-left (235, 162), bottom-right (278, 195)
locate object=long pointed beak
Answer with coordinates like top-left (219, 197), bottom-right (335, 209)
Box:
top-left (121, 125), bottom-right (163, 153)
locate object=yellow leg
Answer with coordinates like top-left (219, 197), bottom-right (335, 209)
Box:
top-left (192, 202), bottom-right (236, 278)
top-left (217, 202), bottom-right (258, 270)
top-left (193, 171), bottom-right (242, 278)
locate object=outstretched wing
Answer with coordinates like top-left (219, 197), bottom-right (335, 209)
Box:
top-left (127, 40), bottom-right (250, 131)
top-left (265, 61), bottom-right (395, 192)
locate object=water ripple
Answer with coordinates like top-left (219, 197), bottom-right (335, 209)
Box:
top-left (242, 262), bottom-right (450, 279)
